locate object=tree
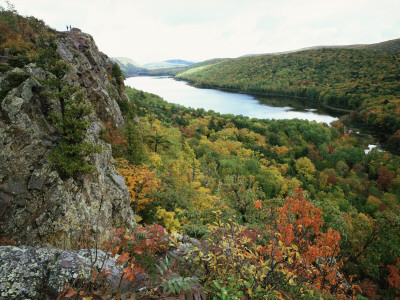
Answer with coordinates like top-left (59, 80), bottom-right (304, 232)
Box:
top-left (377, 166), bottom-right (394, 191)
top-left (388, 258), bottom-right (400, 297)
top-left (295, 157), bottom-right (316, 179)
top-left (193, 188), bottom-right (359, 299)
top-left (220, 174), bottom-right (264, 223)
top-left (125, 119), bottom-right (147, 164)
top-left (116, 159), bottom-right (160, 214)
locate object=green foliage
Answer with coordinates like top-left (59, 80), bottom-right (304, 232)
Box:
top-left (124, 85), bottom-right (400, 298)
top-left (124, 119), bottom-right (147, 164)
top-left (7, 55), bottom-right (29, 67)
top-left (111, 62), bottom-right (124, 87)
top-left (0, 72), bottom-right (29, 101)
top-left (182, 223), bottom-right (209, 238)
top-left (177, 48), bottom-right (400, 138)
top-left (161, 276), bottom-right (199, 295)
top-left (49, 90), bottom-right (98, 177)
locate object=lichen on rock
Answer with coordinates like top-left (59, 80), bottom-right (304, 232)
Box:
top-left (0, 245), bottom-right (126, 299)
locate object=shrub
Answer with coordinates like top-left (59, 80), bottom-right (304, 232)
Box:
top-left (7, 55), bottom-right (29, 67)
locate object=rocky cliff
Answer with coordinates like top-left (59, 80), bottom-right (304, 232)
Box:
top-left (0, 28), bottom-right (135, 247)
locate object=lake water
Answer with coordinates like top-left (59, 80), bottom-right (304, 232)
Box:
top-left (125, 76), bottom-right (341, 123)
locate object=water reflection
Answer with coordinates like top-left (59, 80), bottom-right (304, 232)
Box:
top-left (125, 77), bottom-right (340, 123)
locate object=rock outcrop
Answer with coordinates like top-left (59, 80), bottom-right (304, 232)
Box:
top-left (0, 28), bottom-right (135, 247)
top-left (0, 245), bottom-right (125, 299)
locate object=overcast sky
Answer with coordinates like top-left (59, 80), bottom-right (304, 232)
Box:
top-left (7, 0), bottom-right (400, 65)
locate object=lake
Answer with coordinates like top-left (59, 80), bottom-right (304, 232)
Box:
top-left (125, 76), bottom-right (342, 123)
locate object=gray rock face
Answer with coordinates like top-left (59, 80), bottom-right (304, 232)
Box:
top-left (0, 245), bottom-right (125, 299)
top-left (0, 29), bottom-right (134, 247)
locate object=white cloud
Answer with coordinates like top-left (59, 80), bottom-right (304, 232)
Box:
top-left (7, 0), bottom-right (400, 64)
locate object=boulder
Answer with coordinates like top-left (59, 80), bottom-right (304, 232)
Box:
top-left (0, 245), bottom-right (125, 299)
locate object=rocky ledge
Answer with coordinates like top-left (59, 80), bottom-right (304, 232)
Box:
top-left (0, 245), bottom-right (125, 299)
top-left (0, 28), bottom-right (135, 247)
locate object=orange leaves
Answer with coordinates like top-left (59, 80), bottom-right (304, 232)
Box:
top-left (264, 188), bottom-right (354, 297)
top-left (116, 159), bottom-right (160, 214)
top-left (274, 188), bottom-right (323, 247)
top-left (122, 266), bottom-right (136, 281)
top-left (100, 225), bottom-right (171, 294)
top-left (64, 287), bottom-right (78, 298)
top-left (388, 258), bottom-right (400, 296)
top-left (195, 188), bottom-right (357, 298)
top-left (116, 252), bottom-right (130, 264)
top-left (111, 246), bottom-right (120, 258)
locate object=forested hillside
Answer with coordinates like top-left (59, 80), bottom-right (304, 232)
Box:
top-left (138, 58), bottom-right (231, 76)
top-left (353, 38), bottom-right (400, 53)
top-left (2, 3), bottom-right (400, 299)
top-left (101, 86), bottom-right (400, 298)
top-left (176, 49), bottom-right (400, 151)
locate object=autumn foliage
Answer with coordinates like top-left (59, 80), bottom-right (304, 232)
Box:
top-left (388, 258), bottom-right (400, 298)
top-left (100, 122), bottom-right (127, 157)
top-left (116, 159), bottom-right (160, 214)
top-left (265, 188), bottom-right (357, 297)
top-left (191, 188), bottom-right (359, 299)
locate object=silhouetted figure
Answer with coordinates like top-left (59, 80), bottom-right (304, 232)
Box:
top-left (66, 25), bottom-right (68, 31)
top-left (69, 25), bottom-right (72, 31)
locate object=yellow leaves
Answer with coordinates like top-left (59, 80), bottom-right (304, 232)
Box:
top-left (148, 152), bottom-right (162, 167)
top-left (155, 207), bottom-right (181, 233)
top-left (193, 185), bottom-right (223, 212)
top-left (295, 157), bottom-right (316, 179)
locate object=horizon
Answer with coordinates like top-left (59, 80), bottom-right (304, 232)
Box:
top-left (115, 35), bottom-right (400, 66)
top-left (5, 0), bottom-right (400, 65)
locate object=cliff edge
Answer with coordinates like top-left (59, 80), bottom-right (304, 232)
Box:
top-left (0, 28), bottom-right (135, 247)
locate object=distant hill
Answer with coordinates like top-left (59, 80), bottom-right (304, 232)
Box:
top-left (177, 47), bottom-right (400, 139)
top-left (242, 38), bottom-right (400, 57)
top-left (138, 58), bottom-right (230, 77)
top-left (351, 38), bottom-right (400, 53)
top-left (111, 57), bottom-right (145, 76)
top-left (143, 59), bottom-right (195, 69)
top-left (188, 58), bottom-right (230, 69)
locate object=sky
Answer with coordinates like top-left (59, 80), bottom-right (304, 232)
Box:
top-left (6, 0), bottom-right (400, 65)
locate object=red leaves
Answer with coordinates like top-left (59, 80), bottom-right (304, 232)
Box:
top-left (104, 225), bottom-right (171, 288)
top-left (388, 258), bottom-right (400, 296)
top-left (101, 122), bottom-right (127, 157)
top-left (377, 166), bottom-right (394, 191)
